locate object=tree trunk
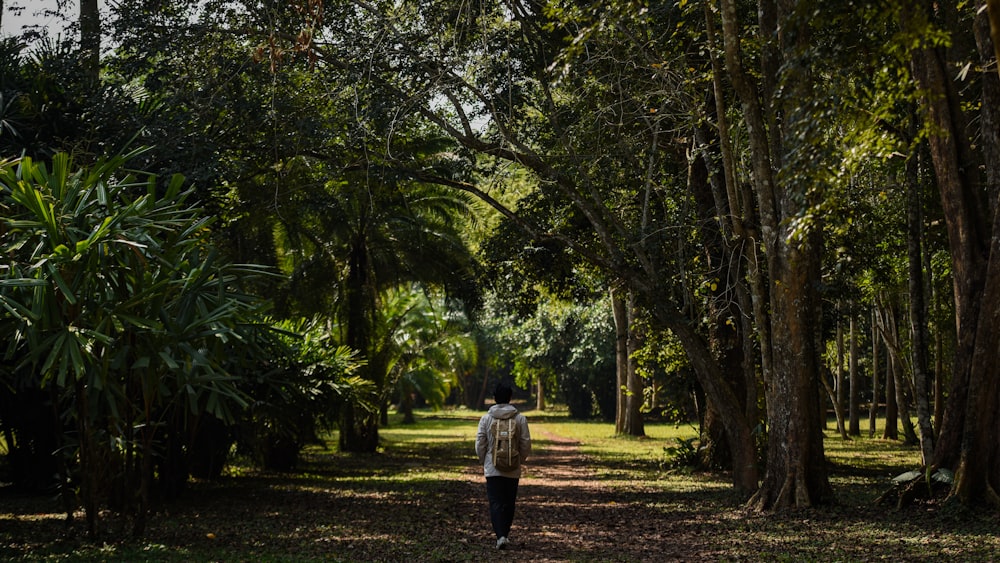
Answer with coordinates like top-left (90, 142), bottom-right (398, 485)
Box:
top-left (610, 285), bottom-right (643, 437)
top-left (339, 402), bottom-right (379, 453)
top-left (950, 3), bottom-right (1000, 505)
top-left (869, 309), bottom-right (880, 438)
top-left (834, 319), bottom-right (847, 437)
top-left (399, 390), bottom-right (416, 424)
top-left (905, 0), bottom-right (1000, 506)
top-left (611, 285), bottom-right (629, 434)
top-left (536, 378), bottom-right (546, 411)
top-left (700, 401), bottom-right (732, 470)
top-left (933, 316), bottom-right (944, 435)
top-left (989, 0), bottom-right (1000, 80)
top-left (79, 0), bottom-right (100, 80)
top-left (690, 120), bottom-right (757, 473)
top-left (905, 119), bottom-right (935, 465)
top-left (821, 367), bottom-right (849, 440)
top-left (892, 348), bottom-right (920, 446)
top-left (694, 8), bottom-right (766, 495)
top-left (719, 0), bottom-right (831, 509)
top-left (706, 8), bottom-right (768, 439)
top-left (848, 314), bottom-right (861, 436)
top-left (751, 241), bottom-right (830, 509)
top-left (670, 321), bottom-right (759, 496)
top-left (475, 367), bottom-right (490, 410)
top-left (921, 185), bottom-right (945, 437)
top-left (876, 296), bottom-right (919, 445)
top-left (883, 350), bottom-right (899, 441)
top-left (623, 292), bottom-right (644, 437)
top-left (341, 235), bottom-right (379, 453)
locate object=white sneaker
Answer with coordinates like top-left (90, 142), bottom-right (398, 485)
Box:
top-left (496, 536), bottom-right (509, 550)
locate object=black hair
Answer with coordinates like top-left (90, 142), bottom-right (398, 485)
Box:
top-left (493, 382), bottom-right (513, 404)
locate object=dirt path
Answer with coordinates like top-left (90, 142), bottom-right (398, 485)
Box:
top-left (6, 422), bottom-right (1000, 561)
top-left (5, 425), bottom-right (724, 562)
top-left (459, 429), bottom-right (719, 562)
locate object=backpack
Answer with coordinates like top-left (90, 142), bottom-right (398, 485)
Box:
top-left (490, 415), bottom-right (521, 471)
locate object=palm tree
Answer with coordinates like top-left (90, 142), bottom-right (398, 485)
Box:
top-left (378, 285), bottom-right (477, 424)
top-left (236, 152), bottom-right (479, 451)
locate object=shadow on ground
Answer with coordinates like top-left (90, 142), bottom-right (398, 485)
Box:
top-left (3, 425), bottom-right (1000, 562)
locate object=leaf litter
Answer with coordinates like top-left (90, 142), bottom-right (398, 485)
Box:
top-left (2, 422), bottom-right (1000, 561)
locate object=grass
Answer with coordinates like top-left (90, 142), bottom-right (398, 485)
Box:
top-left (1, 408), bottom-right (998, 562)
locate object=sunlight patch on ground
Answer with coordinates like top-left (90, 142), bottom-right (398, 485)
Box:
top-left (327, 471), bottom-right (471, 484)
top-left (0, 511), bottom-right (77, 522)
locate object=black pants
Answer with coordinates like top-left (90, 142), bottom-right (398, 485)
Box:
top-left (485, 476), bottom-right (520, 539)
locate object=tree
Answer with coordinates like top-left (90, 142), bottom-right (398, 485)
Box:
top-left (0, 39), bottom-right (116, 160)
top-left (716, 0), bottom-right (833, 508)
top-left (79, 0), bottom-right (99, 79)
top-left (0, 150), bottom-right (274, 537)
top-left (232, 151), bottom-right (480, 451)
top-left (332, 179), bottom-right (477, 450)
top-left (382, 285), bottom-right (476, 424)
top-left (900, 0), bottom-right (1000, 506)
top-left (273, 0), bottom-right (763, 494)
top-left (99, 0), bottom-right (483, 453)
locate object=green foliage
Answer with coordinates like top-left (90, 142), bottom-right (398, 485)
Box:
top-left (238, 317), bottom-right (368, 470)
top-left (0, 37), bottom-right (168, 165)
top-left (477, 291), bottom-right (615, 419)
top-left (382, 285), bottom-right (476, 420)
top-left (0, 150), bottom-right (274, 531)
top-left (632, 325), bottom-right (698, 422)
top-left (663, 436), bottom-right (701, 471)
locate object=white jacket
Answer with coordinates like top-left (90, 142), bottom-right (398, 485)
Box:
top-left (476, 404), bottom-right (531, 478)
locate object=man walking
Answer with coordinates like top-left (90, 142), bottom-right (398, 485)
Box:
top-left (476, 382), bottom-right (532, 550)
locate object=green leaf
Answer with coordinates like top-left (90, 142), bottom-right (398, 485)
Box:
top-left (116, 313), bottom-right (161, 330)
top-left (0, 293), bottom-right (40, 321)
top-left (0, 278), bottom-right (48, 288)
top-left (66, 330), bottom-right (88, 381)
top-left (159, 351), bottom-right (180, 370)
top-left (206, 391), bottom-right (219, 416)
top-left (42, 332), bottom-right (68, 387)
top-left (47, 264), bottom-right (77, 305)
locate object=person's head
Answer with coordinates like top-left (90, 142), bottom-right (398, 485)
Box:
top-left (493, 382), bottom-right (513, 405)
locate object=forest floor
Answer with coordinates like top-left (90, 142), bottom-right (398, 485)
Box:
top-left (3, 412), bottom-right (1000, 561)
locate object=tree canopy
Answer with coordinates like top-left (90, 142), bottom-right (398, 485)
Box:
top-left (2, 0), bottom-right (1000, 534)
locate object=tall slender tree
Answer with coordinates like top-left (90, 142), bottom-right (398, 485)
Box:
top-left (79, 0), bottom-right (99, 79)
top-left (717, 0), bottom-right (832, 508)
top-left (901, 0), bottom-right (1000, 506)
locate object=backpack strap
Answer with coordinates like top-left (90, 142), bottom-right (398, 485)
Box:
top-left (491, 415), bottom-right (499, 466)
top-left (506, 417), bottom-right (515, 467)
